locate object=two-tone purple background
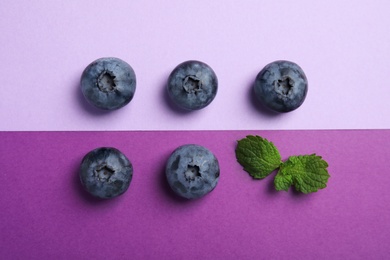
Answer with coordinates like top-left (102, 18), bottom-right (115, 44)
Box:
top-left (1, 1), bottom-right (390, 259)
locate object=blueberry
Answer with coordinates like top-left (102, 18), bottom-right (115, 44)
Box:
top-left (167, 60), bottom-right (218, 110)
top-left (81, 57), bottom-right (136, 110)
top-left (165, 144), bottom-right (220, 199)
top-left (79, 147), bottom-right (133, 199)
top-left (254, 60), bottom-right (308, 113)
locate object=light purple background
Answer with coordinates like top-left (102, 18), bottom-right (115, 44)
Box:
top-left (1, 130), bottom-right (389, 259)
top-left (1, 1), bottom-right (390, 130)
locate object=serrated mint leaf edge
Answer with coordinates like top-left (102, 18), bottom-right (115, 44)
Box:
top-left (275, 154), bottom-right (330, 194)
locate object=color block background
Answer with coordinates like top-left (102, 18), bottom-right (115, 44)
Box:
top-left (1, 130), bottom-right (390, 259)
top-left (1, 1), bottom-right (390, 259)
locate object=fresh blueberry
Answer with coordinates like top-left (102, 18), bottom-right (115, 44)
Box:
top-left (254, 60), bottom-right (308, 113)
top-left (167, 60), bottom-right (218, 110)
top-left (81, 57), bottom-right (136, 110)
top-left (165, 144), bottom-right (220, 199)
top-left (79, 147), bottom-right (133, 199)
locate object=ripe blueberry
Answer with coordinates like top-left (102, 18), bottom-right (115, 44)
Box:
top-left (81, 57), bottom-right (136, 110)
top-left (167, 60), bottom-right (218, 110)
top-left (79, 147), bottom-right (133, 199)
top-left (165, 144), bottom-right (220, 199)
top-left (254, 60), bottom-right (308, 113)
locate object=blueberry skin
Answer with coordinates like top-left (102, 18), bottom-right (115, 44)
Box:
top-left (81, 57), bottom-right (136, 110)
top-left (79, 147), bottom-right (133, 199)
top-left (166, 144), bottom-right (220, 199)
top-left (167, 60), bottom-right (218, 110)
top-left (254, 60), bottom-right (308, 113)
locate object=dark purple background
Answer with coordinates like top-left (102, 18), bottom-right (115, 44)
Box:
top-left (1, 130), bottom-right (389, 259)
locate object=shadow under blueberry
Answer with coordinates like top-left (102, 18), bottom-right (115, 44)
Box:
top-left (159, 162), bottom-right (192, 204)
top-left (248, 81), bottom-right (282, 117)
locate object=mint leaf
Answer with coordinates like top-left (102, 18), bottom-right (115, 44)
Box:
top-left (275, 154), bottom-right (330, 193)
top-left (235, 135), bottom-right (282, 179)
top-left (274, 172), bottom-right (293, 191)
top-left (235, 134), bottom-right (330, 194)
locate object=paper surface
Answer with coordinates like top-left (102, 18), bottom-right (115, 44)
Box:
top-left (1, 1), bottom-right (389, 259)
top-left (1, 1), bottom-right (389, 130)
top-left (1, 130), bottom-right (389, 259)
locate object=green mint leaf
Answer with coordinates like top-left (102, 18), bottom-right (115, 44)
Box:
top-left (235, 135), bottom-right (282, 179)
top-left (274, 171), bottom-right (293, 191)
top-left (275, 154), bottom-right (330, 193)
